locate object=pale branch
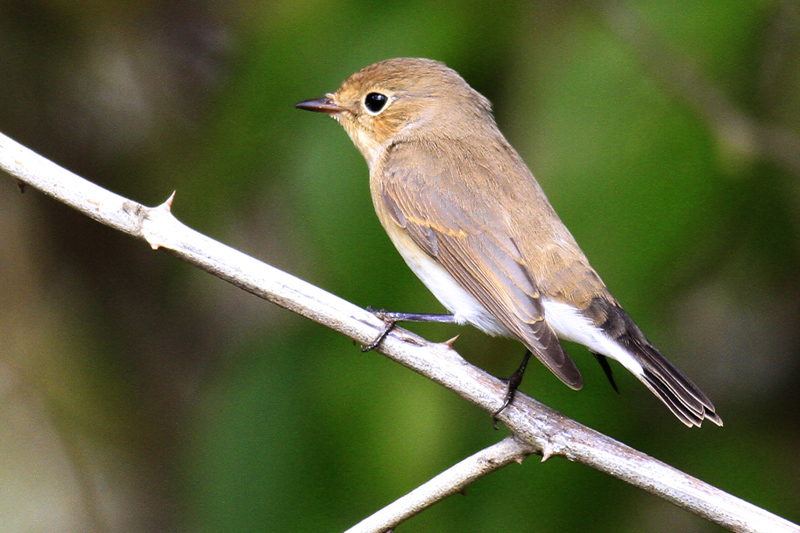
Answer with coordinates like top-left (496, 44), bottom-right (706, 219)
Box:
top-left (1, 131), bottom-right (797, 533)
top-left (345, 436), bottom-right (536, 533)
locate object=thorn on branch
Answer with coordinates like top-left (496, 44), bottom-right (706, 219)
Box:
top-left (541, 446), bottom-right (555, 462)
top-left (444, 334), bottom-right (460, 348)
top-left (162, 190), bottom-right (177, 211)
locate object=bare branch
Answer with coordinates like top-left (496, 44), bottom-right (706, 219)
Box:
top-left (346, 436), bottom-right (535, 533)
top-left (1, 132), bottom-right (797, 533)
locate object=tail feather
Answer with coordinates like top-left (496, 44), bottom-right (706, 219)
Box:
top-left (636, 344), bottom-right (722, 427)
top-left (584, 296), bottom-right (722, 427)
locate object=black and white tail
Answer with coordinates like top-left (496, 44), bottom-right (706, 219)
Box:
top-left (542, 296), bottom-right (721, 427)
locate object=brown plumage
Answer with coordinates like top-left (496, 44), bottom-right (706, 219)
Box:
top-left (297, 58), bottom-right (721, 427)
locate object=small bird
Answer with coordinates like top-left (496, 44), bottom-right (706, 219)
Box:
top-left (296, 58), bottom-right (721, 427)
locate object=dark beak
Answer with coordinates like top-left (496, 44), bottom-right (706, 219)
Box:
top-left (295, 97), bottom-right (344, 114)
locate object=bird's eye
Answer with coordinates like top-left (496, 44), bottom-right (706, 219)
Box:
top-left (364, 92), bottom-right (388, 114)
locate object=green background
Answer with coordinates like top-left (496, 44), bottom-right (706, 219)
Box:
top-left (0, 1), bottom-right (798, 531)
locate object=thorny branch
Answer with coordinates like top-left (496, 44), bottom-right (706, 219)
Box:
top-left (0, 134), bottom-right (800, 532)
top-left (1, 133), bottom-right (797, 532)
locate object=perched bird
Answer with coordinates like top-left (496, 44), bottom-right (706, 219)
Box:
top-left (296, 58), bottom-right (721, 427)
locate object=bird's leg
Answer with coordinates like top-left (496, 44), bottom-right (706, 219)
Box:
top-left (492, 349), bottom-right (532, 429)
top-left (361, 306), bottom-right (456, 352)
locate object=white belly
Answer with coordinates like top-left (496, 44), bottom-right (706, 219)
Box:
top-left (382, 221), bottom-right (645, 377)
top-left (384, 223), bottom-right (512, 337)
top-left (541, 299), bottom-right (643, 375)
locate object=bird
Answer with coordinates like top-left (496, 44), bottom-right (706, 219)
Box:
top-left (296, 57), bottom-right (721, 427)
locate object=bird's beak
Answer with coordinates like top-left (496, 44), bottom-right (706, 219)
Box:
top-left (295, 96), bottom-right (345, 114)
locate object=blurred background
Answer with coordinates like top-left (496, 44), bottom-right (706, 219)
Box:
top-left (1, 0), bottom-right (798, 531)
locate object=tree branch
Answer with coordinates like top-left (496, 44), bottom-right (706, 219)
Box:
top-left (1, 131), bottom-right (797, 533)
top-left (345, 436), bottom-right (536, 533)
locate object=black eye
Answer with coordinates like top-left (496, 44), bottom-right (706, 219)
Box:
top-left (364, 92), bottom-right (388, 114)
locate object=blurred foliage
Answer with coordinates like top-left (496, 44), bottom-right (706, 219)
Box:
top-left (0, 0), bottom-right (799, 531)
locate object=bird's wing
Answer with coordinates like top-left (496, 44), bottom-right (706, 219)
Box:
top-left (379, 140), bottom-right (583, 389)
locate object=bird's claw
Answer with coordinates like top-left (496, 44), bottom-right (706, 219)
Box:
top-left (361, 307), bottom-right (398, 352)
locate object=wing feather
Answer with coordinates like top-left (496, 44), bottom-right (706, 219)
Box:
top-left (379, 140), bottom-right (583, 389)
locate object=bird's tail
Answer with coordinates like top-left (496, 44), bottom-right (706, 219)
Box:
top-left (584, 296), bottom-right (722, 427)
top-left (634, 342), bottom-right (722, 427)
